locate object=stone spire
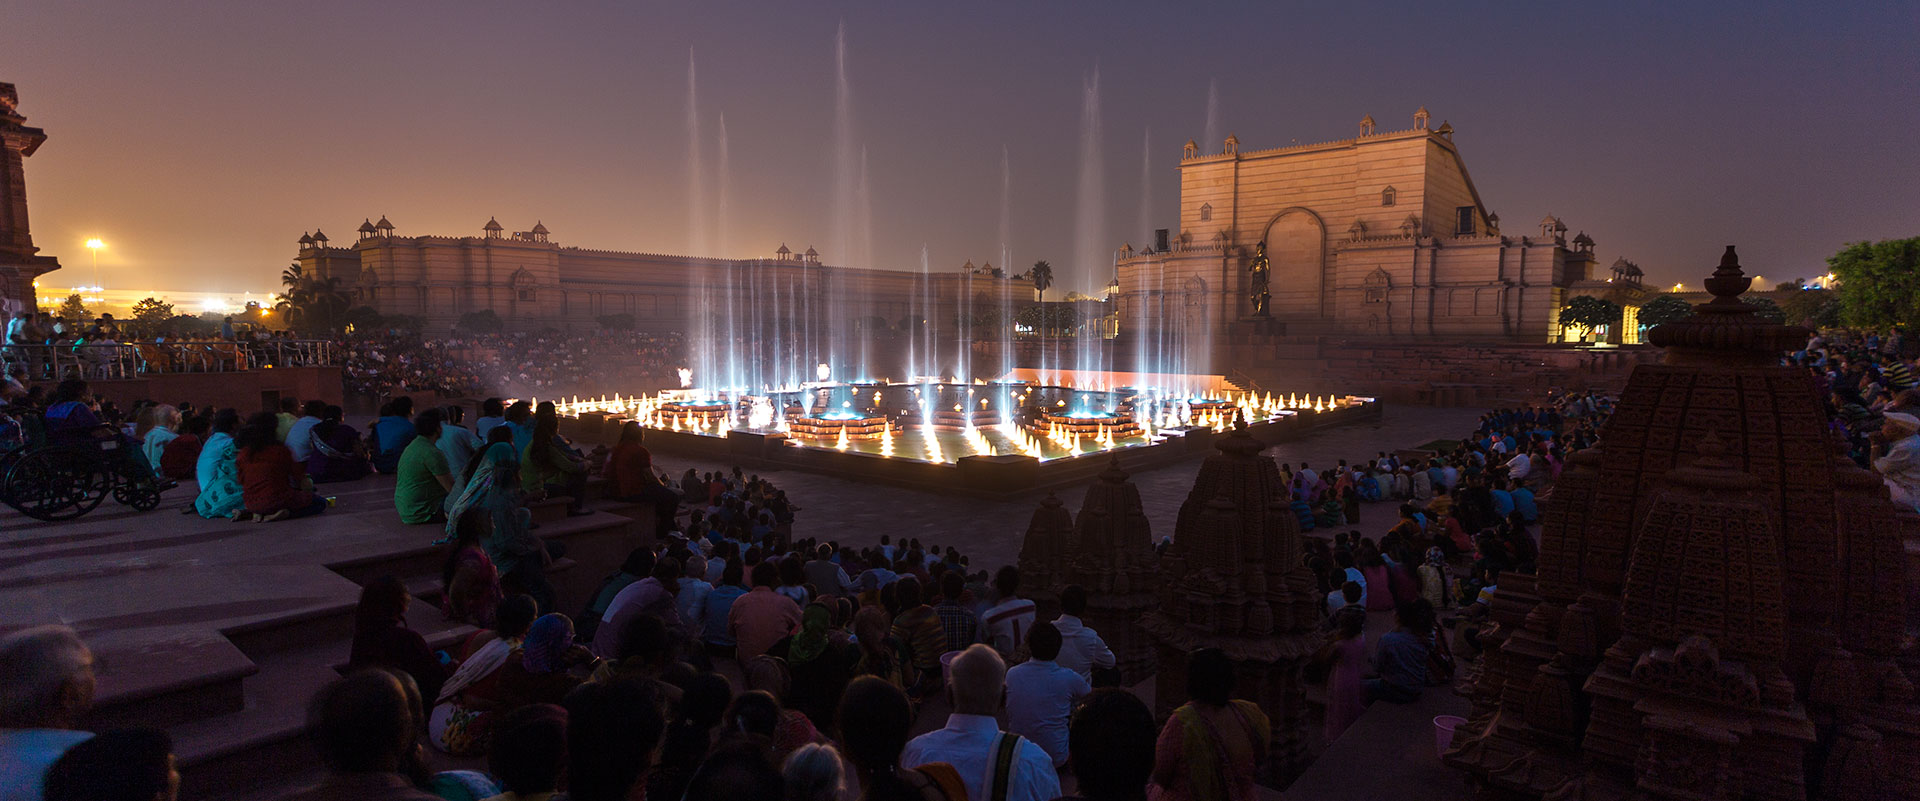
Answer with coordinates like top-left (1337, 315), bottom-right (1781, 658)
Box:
top-left (1140, 427), bottom-right (1320, 783)
top-left (1445, 247), bottom-right (1915, 801)
top-left (1015, 492), bottom-right (1074, 623)
top-left (1064, 459), bottom-right (1158, 683)
top-left (0, 81), bottom-right (60, 313)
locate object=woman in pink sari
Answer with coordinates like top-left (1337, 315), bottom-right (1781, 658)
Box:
top-left (1318, 606), bottom-right (1368, 742)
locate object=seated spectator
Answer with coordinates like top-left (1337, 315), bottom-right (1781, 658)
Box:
top-left (781, 743), bottom-right (844, 801)
top-left (347, 577), bottom-right (448, 705)
top-left (1149, 648), bottom-right (1269, 801)
top-left (675, 556), bottom-right (713, 643)
top-left (603, 422), bottom-right (678, 535)
top-left (1064, 689), bottom-right (1157, 801)
top-left (434, 406), bottom-right (481, 482)
top-left (193, 410), bottom-right (246, 520)
top-left (368, 398), bottom-right (416, 475)
top-left (277, 671), bottom-right (439, 801)
top-left (1005, 621), bottom-right (1090, 768)
top-left (577, 549), bottom-right (652, 644)
top-left (837, 676), bottom-right (965, 801)
top-left (285, 401), bottom-right (325, 463)
top-left (768, 604), bottom-right (857, 735)
top-left (647, 672), bottom-right (731, 801)
top-left (980, 566), bottom-right (1037, 662)
top-left (448, 442), bottom-right (554, 614)
top-left (728, 562), bottom-right (802, 663)
top-left (137, 404), bottom-right (179, 471)
top-left (474, 398), bottom-right (507, 441)
top-left (519, 414), bottom-right (588, 517)
top-left (0, 626), bottom-right (97, 801)
top-left (234, 412), bottom-right (326, 522)
top-left (493, 615), bottom-right (595, 713)
top-left (1052, 585), bottom-right (1116, 684)
top-left (483, 705), bottom-right (567, 801)
top-left (560, 679), bottom-right (667, 801)
top-left (307, 406), bottom-right (372, 484)
top-left (594, 558), bottom-right (683, 660)
top-left (901, 644), bottom-right (1060, 801)
top-left (682, 739), bottom-right (784, 801)
top-left (803, 545), bottom-right (852, 596)
top-left (1367, 599), bottom-right (1438, 704)
top-left (889, 577), bottom-right (946, 700)
top-left (428, 596), bottom-right (537, 755)
top-left (701, 561), bottom-right (749, 658)
top-left (394, 411), bottom-right (453, 525)
top-left (439, 509), bottom-right (503, 627)
top-left (932, 572), bottom-right (978, 654)
top-left (41, 728), bottom-right (178, 801)
top-left (159, 414), bottom-right (207, 482)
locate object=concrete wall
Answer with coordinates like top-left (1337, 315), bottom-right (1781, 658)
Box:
top-left (83, 367), bottom-right (344, 414)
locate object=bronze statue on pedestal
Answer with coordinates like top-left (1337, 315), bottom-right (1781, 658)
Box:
top-left (1248, 240), bottom-right (1272, 317)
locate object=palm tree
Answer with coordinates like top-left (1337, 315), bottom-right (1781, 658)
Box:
top-left (276, 262), bottom-right (352, 334)
top-left (1030, 260), bottom-right (1053, 302)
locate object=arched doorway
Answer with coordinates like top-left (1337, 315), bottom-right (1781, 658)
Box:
top-left (1259, 209), bottom-right (1326, 317)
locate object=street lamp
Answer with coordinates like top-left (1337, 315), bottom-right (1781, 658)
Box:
top-left (85, 239), bottom-right (104, 289)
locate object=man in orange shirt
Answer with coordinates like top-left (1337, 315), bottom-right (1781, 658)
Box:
top-left (726, 561), bottom-right (801, 662)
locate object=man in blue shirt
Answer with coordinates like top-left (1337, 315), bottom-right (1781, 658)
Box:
top-left (473, 397), bottom-right (508, 440)
top-left (1490, 478), bottom-right (1516, 519)
top-left (367, 397), bottom-right (415, 474)
top-left (1511, 484), bottom-right (1540, 523)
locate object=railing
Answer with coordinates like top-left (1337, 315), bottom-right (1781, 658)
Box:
top-left (3, 340), bottom-right (340, 380)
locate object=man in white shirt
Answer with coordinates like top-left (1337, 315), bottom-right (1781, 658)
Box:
top-left (979, 566), bottom-right (1037, 661)
top-left (1004, 622), bottom-right (1089, 768)
top-left (901, 644), bottom-right (1061, 801)
top-left (474, 397), bottom-right (508, 440)
top-left (1505, 450), bottom-right (1532, 484)
top-left (1051, 585), bottom-right (1115, 682)
top-left (0, 626), bottom-right (96, 801)
top-left (284, 400), bottom-right (325, 462)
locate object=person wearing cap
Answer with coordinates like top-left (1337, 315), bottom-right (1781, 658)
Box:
top-left (1873, 412), bottom-right (1920, 511)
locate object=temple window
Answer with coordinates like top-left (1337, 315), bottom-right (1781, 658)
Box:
top-left (1455, 206), bottom-right (1475, 235)
top-left (1381, 186), bottom-right (1396, 206)
top-left (1200, 203), bottom-right (1212, 222)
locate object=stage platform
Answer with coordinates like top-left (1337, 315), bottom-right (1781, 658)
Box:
top-left (0, 477), bottom-right (653, 799)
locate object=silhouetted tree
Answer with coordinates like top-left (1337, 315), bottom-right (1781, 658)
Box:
top-left (1030, 260), bottom-right (1053, 301)
top-left (1829, 237), bottom-right (1920, 329)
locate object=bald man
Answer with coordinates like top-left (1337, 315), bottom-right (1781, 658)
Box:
top-left (900, 644), bottom-right (1059, 801)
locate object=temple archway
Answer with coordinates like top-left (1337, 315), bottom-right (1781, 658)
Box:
top-left (1258, 208), bottom-right (1327, 317)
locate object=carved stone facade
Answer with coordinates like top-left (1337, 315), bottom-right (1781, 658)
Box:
top-left (1138, 428), bottom-right (1321, 784)
top-left (0, 82), bottom-right (62, 315)
top-left (1015, 492), bottom-right (1074, 626)
top-left (1444, 247), bottom-right (1920, 801)
top-left (1115, 111), bottom-right (1596, 349)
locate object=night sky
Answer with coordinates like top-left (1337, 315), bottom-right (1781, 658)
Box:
top-left (6, 1), bottom-right (1917, 294)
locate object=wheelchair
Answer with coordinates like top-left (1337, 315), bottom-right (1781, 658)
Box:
top-left (2, 427), bottom-right (169, 521)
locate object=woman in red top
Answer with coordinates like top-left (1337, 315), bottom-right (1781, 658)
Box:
top-left (604, 421), bottom-right (680, 535)
top-left (234, 411), bottom-right (327, 522)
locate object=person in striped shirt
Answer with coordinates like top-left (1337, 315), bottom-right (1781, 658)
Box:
top-left (980, 566), bottom-right (1037, 662)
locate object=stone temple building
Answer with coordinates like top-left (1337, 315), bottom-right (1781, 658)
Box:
top-left (1445, 247), bottom-right (1919, 801)
top-left (1114, 108), bottom-right (1600, 359)
top-left (0, 82), bottom-right (61, 316)
top-left (295, 219), bottom-right (1023, 336)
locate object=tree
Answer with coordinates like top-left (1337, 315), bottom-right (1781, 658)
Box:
top-left (457, 310), bottom-right (503, 333)
top-left (1774, 279), bottom-right (1805, 292)
top-left (275, 262), bottom-right (353, 334)
top-left (129, 297), bottom-right (175, 337)
top-left (166, 313), bottom-right (217, 336)
top-left (1829, 237), bottom-right (1920, 330)
top-left (1780, 288), bottom-right (1841, 330)
top-left (343, 306), bottom-right (385, 333)
top-left (1742, 296), bottom-right (1786, 324)
top-left (597, 313), bottom-right (635, 331)
top-left (1636, 295), bottom-right (1694, 330)
top-left (56, 293), bottom-right (89, 327)
top-left (1030, 260), bottom-right (1054, 301)
top-left (1559, 295), bottom-right (1622, 339)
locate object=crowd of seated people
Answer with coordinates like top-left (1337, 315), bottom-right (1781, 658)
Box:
top-left (341, 331), bottom-right (685, 401)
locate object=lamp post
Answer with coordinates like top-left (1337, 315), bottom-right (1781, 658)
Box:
top-left (85, 238), bottom-right (104, 289)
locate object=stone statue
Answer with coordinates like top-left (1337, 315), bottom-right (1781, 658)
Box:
top-left (1247, 241), bottom-right (1271, 316)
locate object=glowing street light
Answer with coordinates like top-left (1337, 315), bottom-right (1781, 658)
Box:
top-left (85, 238), bottom-right (104, 287)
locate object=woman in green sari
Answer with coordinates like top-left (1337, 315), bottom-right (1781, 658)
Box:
top-left (446, 440), bottom-right (555, 613)
top-left (1149, 648), bottom-right (1270, 801)
top-left (194, 409), bottom-right (246, 519)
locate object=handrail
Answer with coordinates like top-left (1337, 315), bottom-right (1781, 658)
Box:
top-left (3, 340), bottom-right (339, 379)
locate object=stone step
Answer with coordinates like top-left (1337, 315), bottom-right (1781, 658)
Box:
top-left (171, 640), bottom-right (347, 800)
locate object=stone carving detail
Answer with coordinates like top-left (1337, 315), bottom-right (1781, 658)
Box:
top-left (1444, 247), bottom-right (1915, 801)
top-left (1063, 459), bottom-right (1159, 684)
top-left (1139, 428), bottom-right (1319, 784)
top-left (1015, 492), bottom-right (1074, 623)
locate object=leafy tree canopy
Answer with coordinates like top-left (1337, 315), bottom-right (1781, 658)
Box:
top-left (1559, 295), bottom-right (1623, 330)
top-left (1829, 237), bottom-right (1920, 330)
top-left (1780, 288), bottom-right (1841, 330)
top-left (56, 294), bottom-right (89, 326)
top-left (1742, 296), bottom-right (1786, 324)
top-left (1636, 295), bottom-right (1694, 329)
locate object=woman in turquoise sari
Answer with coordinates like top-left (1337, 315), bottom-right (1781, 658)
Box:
top-left (446, 440), bottom-right (556, 613)
top-left (194, 409), bottom-right (246, 519)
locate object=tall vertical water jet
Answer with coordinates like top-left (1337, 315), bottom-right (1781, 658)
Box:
top-left (685, 48), bottom-right (715, 396)
top-left (998, 145), bottom-right (1014, 382)
top-left (1137, 128), bottom-right (1153, 248)
top-left (855, 146), bottom-right (874, 379)
top-left (828, 22), bottom-right (858, 382)
top-left (1072, 66), bottom-right (1106, 381)
top-left (686, 49), bottom-right (708, 257)
top-left (716, 113), bottom-right (730, 257)
top-left (1204, 78), bottom-right (1220, 154)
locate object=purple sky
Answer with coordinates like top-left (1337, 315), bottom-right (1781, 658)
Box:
top-left (7, 1), bottom-right (1917, 294)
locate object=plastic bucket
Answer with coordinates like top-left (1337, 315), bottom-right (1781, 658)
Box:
top-left (940, 650), bottom-right (963, 688)
top-left (1433, 715), bottom-right (1467, 758)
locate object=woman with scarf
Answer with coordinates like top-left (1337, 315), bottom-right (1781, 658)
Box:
top-left (849, 605), bottom-right (909, 691)
top-left (441, 508), bottom-right (503, 626)
top-left (769, 602), bottom-right (857, 734)
top-left (1150, 648), bottom-right (1269, 801)
top-left (492, 614), bottom-right (595, 711)
top-left (306, 405), bottom-right (372, 484)
top-left (448, 440), bottom-right (556, 614)
top-left (429, 595), bottom-right (539, 755)
top-left (193, 409), bottom-right (246, 520)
